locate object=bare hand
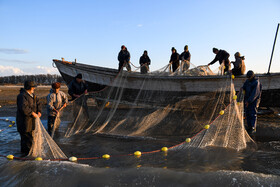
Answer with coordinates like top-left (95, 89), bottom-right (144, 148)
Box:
top-left (32, 112), bottom-right (38, 118)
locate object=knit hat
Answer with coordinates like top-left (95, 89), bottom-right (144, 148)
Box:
top-left (213, 48), bottom-right (218, 53)
top-left (75, 73), bottom-right (82, 79)
top-left (24, 80), bottom-right (37, 90)
top-left (235, 52), bottom-right (241, 57)
top-left (246, 70), bottom-right (255, 79)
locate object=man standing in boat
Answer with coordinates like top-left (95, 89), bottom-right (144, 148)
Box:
top-left (231, 52), bottom-right (246, 76)
top-left (118, 45), bottom-right (131, 72)
top-left (169, 47), bottom-right (180, 72)
top-left (241, 70), bottom-right (262, 133)
top-left (180, 45), bottom-right (191, 73)
top-left (16, 80), bottom-right (42, 156)
top-left (139, 50), bottom-right (151, 74)
top-left (208, 48), bottom-right (230, 75)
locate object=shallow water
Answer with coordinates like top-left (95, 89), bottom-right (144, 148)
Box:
top-left (0, 117), bottom-right (280, 186)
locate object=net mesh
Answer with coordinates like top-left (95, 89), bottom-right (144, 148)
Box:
top-left (29, 64), bottom-right (256, 159)
top-left (28, 118), bottom-right (67, 159)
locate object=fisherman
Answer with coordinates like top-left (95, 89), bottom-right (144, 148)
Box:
top-left (241, 70), bottom-right (262, 133)
top-left (169, 47), bottom-right (180, 72)
top-left (68, 73), bottom-right (89, 120)
top-left (68, 73), bottom-right (88, 100)
top-left (208, 48), bottom-right (231, 75)
top-left (47, 82), bottom-right (68, 136)
top-left (231, 52), bottom-right (246, 76)
top-left (118, 45), bottom-right (131, 72)
top-left (16, 80), bottom-right (42, 156)
top-left (139, 50), bottom-right (151, 74)
top-left (180, 45), bottom-right (191, 73)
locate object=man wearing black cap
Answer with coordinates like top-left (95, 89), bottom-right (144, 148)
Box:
top-left (169, 47), bottom-right (180, 72)
top-left (208, 48), bottom-right (230, 75)
top-left (16, 80), bottom-right (42, 156)
top-left (68, 73), bottom-right (88, 100)
top-left (139, 50), bottom-right (151, 74)
top-left (180, 45), bottom-right (191, 73)
top-left (118, 45), bottom-right (131, 72)
top-left (241, 70), bottom-right (262, 133)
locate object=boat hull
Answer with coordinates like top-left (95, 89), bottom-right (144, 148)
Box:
top-left (54, 60), bottom-right (280, 107)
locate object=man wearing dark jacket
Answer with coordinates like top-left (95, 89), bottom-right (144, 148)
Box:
top-left (68, 73), bottom-right (88, 100)
top-left (241, 70), bottom-right (262, 133)
top-left (139, 50), bottom-right (151, 74)
top-left (68, 73), bottom-right (89, 120)
top-left (169, 47), bottom-right (180, 72)
top-left (118, 45), bottom-right (131, 72)
top-left (180, 45), bottom-right (191, 73)
top-left (231, 52), bottom-right (246, 76)
top-left (16, 80), bottom-right (42, 156)
top-left (208, 48), bottom-right (230, 74)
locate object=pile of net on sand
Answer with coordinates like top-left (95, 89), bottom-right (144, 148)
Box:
top-left (29, 63), bottom-right (255, 159)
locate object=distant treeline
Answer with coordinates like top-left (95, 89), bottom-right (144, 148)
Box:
top-left (0, 74), bottom-right (65, 85)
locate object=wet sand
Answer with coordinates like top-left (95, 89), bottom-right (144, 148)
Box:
top-left (0, 85), bottom-right (280, 139)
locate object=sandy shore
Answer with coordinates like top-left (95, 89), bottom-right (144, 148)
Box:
top-left (0, 85), bottom-right (280, 140)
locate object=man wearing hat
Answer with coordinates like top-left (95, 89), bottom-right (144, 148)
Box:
top-left (68, 73), bottom-right (89, 121)
top-left (16, 80), bottom-right (42, 156)
top-left (241, 70), bottom-right (262, 133)
top-left (68, 73), bottom-right (88, 100)
top-left (231, 52), bottom-right (246, 76)
top-left (139, 50), bottom-right (151, 74)
top-left (118, 45), bottom-right (131, 72)
top-left (169, 47), bottom-right (180, 72)
top-left (47, 82), bottom-right (68, 136)
top-left (208, 48), bottom-right (231, 75)
top-left (180, 45), bottom-right (191, 73)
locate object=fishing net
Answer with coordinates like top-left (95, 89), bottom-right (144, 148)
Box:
top-left (29, 63), bottom-right (255, 160)
top-left (28, 118), bottom-right (67, 159)
top-left (59, 63), bottom-right (255, 151)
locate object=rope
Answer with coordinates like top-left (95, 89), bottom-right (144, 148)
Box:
top-left (0, 119), bottom-right (16, 133)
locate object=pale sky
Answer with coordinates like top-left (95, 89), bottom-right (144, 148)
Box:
top-left (0, 0), bottom-right (279, 76)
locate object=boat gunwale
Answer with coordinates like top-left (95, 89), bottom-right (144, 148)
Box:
top-left (53, 59), bottom-right (280, 81)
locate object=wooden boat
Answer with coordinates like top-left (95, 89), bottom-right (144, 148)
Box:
top-left (53, 59), bottom-right (280, 107)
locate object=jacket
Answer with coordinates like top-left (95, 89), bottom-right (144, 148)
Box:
top-left (118, 50), bottom-right (130, 63)
top-left (47, 89), bottom-right (68, 116)
top-left (180, 51), bottom-right (191, 62)
top-left (16, 88), bottom-right (42, 133)
top-left (169, 52), bottom-right (180, 65)
top-left (209, 50), bottom-right (230, 65)
top-left (232, 57), bottom-right (246, 75)
top-left (139, 55), bottom-right (151, 66)
top-left (242, 77), bottom-right (262, 106)
top-left (68, 79), bottom-right (88, 99)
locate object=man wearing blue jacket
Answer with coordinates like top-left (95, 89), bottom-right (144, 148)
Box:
top-left (241, 70), bottom-right (262, 133)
